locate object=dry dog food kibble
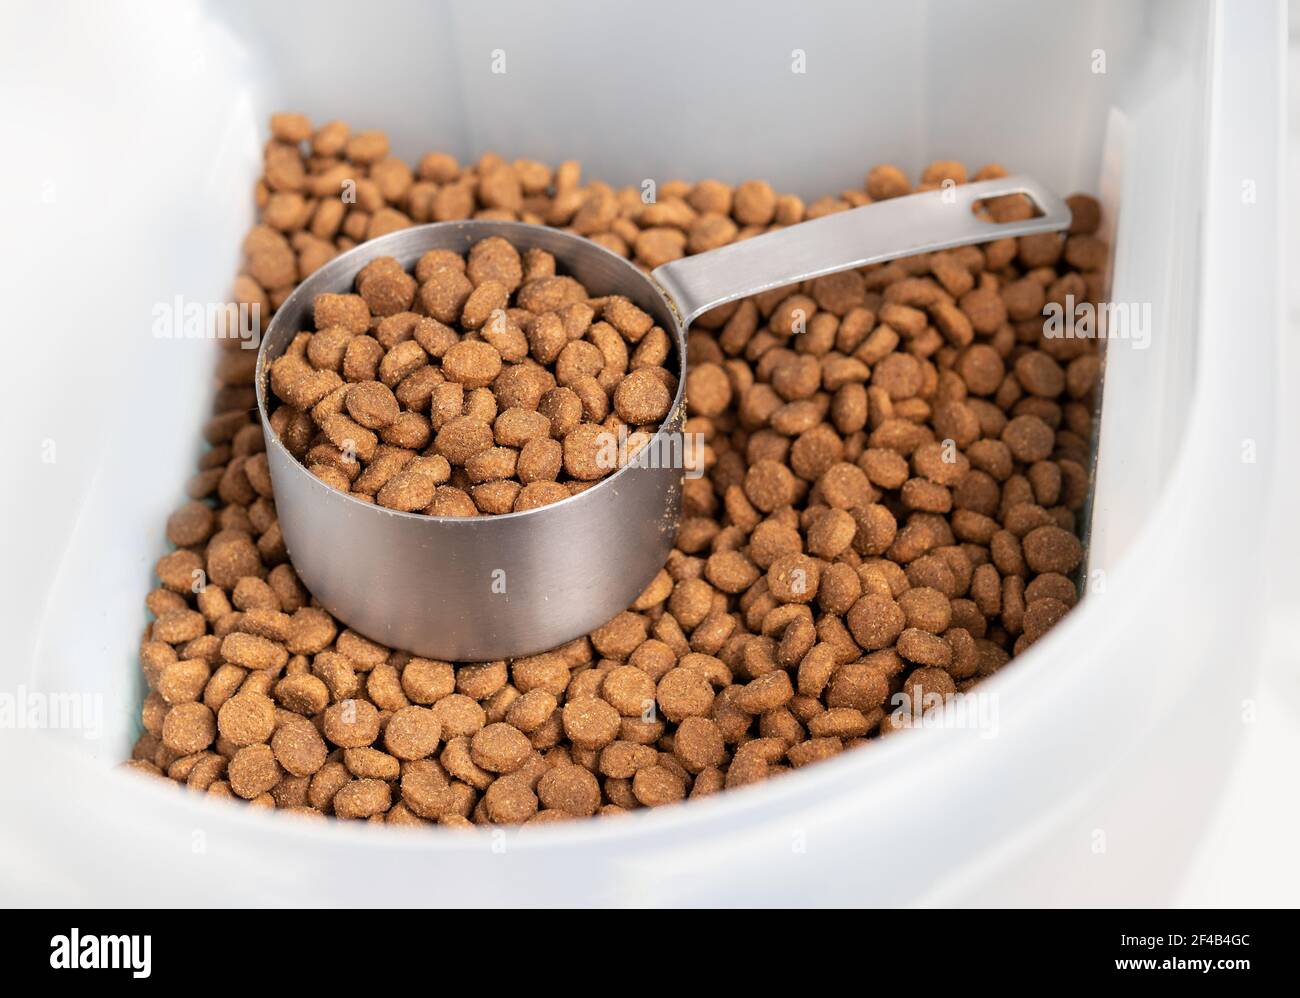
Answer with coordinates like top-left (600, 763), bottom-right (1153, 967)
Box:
top-left (267, 237), bottom-right (674, 515)
top-left (128, 114), bottom-right (1103, 827)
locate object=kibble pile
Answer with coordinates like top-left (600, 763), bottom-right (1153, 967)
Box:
top-left (268, 239), bottom-right (674, 515)
top-left (126, 113), bottom-right (1103, 826)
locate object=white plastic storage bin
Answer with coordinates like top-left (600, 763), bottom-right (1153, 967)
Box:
top-left (0, 0), bottom-right (1283, 905)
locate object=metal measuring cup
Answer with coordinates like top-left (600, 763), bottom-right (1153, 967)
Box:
top-left (255, 176), bottom-right (1069, 661)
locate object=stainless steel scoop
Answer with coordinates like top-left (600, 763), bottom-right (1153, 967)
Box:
top-left (255, 175), bottom-right (1070, 661)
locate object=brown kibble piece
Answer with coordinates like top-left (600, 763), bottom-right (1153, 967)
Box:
top-left (228, 743), bottom-right (282, 799)
top-left (484, 774), bottom-right (537, 823)
top-left (867, 164), bottom-right (911, 200)
top-left (736, 670), bottom-right (794, 714)
top-left (632, 765), bottom-right (686, 806)
top-left (157, 659), bottom-right (210, 705)
top-left (333, 778), bottom-right (391, 818)
top-left (897, 587), bottom-right (952, 634)
top-left (562, 696), bottom-right (621, 750)
top-left (161, 702), bottom-right (216, 755)
top-left (745, 460), bottom-right (797, 512)
top-left (271, 719), bottom-right (328, 777)
top-left (442, 339), bottom-right (503, 389)
top-left (1002, 415), bottom-right (1056, 463)
top-left (376, 469), bottom-right (436, 512)
top-left (322, 698), bottom-right (381, 748)
top-left (656, 667), bottom-right (714, 723)
top-left (345, 381), bottom-right (400, 429)
top-left (1022, 525), bottom-right (1084, 575)
top-left (613, 368), bottom-right (673, 424)
top-left (400, 759), bottom-right (452, 819)
top-left (537, 764), bottom-right (601, 817)
top-left (673, 716), bottom-right (726, 773)
top-left (383, 705), bottom-right (442, 760)
top-left (847, 595), bottom-right (906, 651)
top-left (434, 415), bottom-right (494, 468)
top-left (469, 722), bottom-right (532, 773)
top-left (217, 692), bottom-right (276, 746)
top-left (563, 423), bottom-right (614, 481)
top-left (686, 362), bottom-right (731, 418)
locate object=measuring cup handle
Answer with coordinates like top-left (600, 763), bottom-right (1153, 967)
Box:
top-left (650, 175), bottom-right (1072, 328)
